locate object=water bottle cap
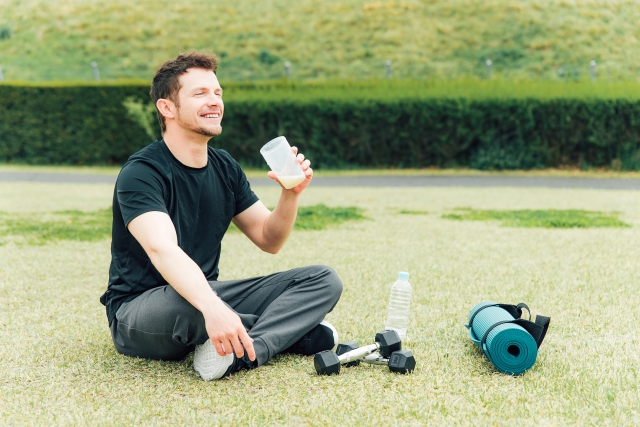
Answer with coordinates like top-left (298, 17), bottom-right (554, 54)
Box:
top-left (397, 271), bottom-right (409, 280)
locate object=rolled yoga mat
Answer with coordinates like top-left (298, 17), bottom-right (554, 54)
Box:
top-left (466, 301), bottom-right (539, 375)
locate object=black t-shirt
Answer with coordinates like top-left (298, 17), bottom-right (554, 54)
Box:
top-left (100, 140), bottom-right (259, 324)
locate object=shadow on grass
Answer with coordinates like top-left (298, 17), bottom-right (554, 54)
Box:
top-left (441, 208), bottom-right (630, 228)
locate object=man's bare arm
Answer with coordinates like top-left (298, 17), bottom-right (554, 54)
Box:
top-left (232, 149), bottom-right (312, 253)
top-left (232, 193), bottom-right (298, 254)
top-left (128, 211), bottom-right (255, 360)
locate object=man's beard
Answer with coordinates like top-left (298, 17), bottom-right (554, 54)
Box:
top-left (175, 111), bottom-right (222, 137)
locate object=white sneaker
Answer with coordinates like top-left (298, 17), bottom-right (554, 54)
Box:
top-left (193, 339), bottom-right (235, 381)
top-left (320, 320), bottom-right (339, 349)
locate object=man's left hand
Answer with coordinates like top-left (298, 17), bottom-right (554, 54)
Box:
top-left (267, 146), bottom-right (313, 194)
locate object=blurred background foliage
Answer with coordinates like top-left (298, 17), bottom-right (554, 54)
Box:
top-left (1, 0), bottom-right (639, 82)
top-left (3, 82), bottom-right (640, 169)
top-left (2, 0), bottom-right (640, 170)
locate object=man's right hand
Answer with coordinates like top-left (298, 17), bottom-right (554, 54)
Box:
top-left (202, 300), bottom-right (256, 361)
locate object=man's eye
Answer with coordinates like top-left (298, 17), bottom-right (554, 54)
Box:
top-left (195, 92), bottom-right (204, 96)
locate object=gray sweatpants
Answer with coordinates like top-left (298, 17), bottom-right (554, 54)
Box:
top-left (109, 265), bottom-right (342, 366)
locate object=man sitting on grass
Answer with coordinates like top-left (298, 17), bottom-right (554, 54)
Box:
top-left (99, 52), bottom-right (343, 380)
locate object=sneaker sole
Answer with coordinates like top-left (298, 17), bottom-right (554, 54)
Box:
top-left (320, 320), bottom-right (339, 348)
top-left (193, 339), bottom-right (235, 381)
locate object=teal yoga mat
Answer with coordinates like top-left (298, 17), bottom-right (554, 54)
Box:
top-left (466, 301), bottom-right (538, 375)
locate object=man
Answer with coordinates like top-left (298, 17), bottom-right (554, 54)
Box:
top-left (99, 52), bottom-right (343, 380)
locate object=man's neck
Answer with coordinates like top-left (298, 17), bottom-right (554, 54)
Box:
top-left (163, 130), bottom-right (210, 168)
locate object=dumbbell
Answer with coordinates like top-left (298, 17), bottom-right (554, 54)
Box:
top-left (335, 341), bottom-right (361, 367)
top-left (314, 330), bottom-right (402, 375)
top-left (361, 350), bottom-right (416, 374)
top-left (336, 342), bottom-right (416, 374)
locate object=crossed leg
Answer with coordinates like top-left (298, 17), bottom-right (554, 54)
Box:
top-left (109, 265), bottom-right (343, 366)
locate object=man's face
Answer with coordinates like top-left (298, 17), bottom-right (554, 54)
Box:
top-left (173, 68), bottom-right (224, 137)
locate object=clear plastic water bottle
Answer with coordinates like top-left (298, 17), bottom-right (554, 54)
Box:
top-left (384, 271), bottom-right (412, 340)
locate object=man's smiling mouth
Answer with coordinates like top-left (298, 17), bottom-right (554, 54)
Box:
top-left (202, 113), bottom-right (220, 118)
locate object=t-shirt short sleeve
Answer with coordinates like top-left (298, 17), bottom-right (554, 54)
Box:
top-left (116, 161), bottom-right (168, 227)
top-left (228, 155), bottom-right (259, 216)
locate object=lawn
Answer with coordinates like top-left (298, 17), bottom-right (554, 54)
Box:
top-left (1, 181), bottom-right (639, 425)
top-left (1, 0), bottom-right (640, 82)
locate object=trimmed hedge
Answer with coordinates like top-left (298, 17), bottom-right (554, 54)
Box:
top-left (218, 97), bottom-right (640, 170)
top-left (2, 84), bottom-right (640, 169)
top-left (0, 85), bottom-right (151, 165)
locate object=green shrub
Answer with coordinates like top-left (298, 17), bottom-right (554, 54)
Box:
top-left (123, 97), bottom-right (159, 141)
top-left (0, 84), bottom-right (152, 165)
top-left (3, 81), bottom-right (640, 169)
top-left (214, 96), bottom-right (640, 170)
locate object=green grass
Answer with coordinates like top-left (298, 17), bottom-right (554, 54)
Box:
top-left (1, 0), bottom-right (640, 82)
top-left (442, 208), bottom-right (631, 228)
top-left (0, 209), bottom-right (112, 245)
top-left (227, 204), bottom-right (366, 233)
top-left (294, 204), bottom-right (367, 230)
top-left (399, 209), bottom-right (429, 215)
top-left (0, 204), bottom-right (365, 244)
top-left (1, 182), bottom-right (639, 425)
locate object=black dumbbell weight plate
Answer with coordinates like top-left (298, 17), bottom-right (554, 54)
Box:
top-left (314, 350), bottom-right (341, 375)
top-left (388, 349), bottom-right (416, 374)
top-left (375, 330), bottom-right (402, 358)
top-left (335, 341), bottom-right (360, 367)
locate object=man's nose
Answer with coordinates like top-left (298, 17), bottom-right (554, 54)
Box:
top-left (206, 93), bottom-right (222, 106)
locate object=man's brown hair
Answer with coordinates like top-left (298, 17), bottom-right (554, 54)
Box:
top-left (150, 52), bottom-right (218, 133)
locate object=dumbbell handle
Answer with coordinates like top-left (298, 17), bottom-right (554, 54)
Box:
top-left (337, 343), bottom-right (380, 364)
top-left (362, 353), bottom-right (388, 365)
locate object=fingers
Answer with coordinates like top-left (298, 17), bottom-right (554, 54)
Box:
top-left (269, 147), bottom-right (312, 191)
top-left (209, 327), bottom-right (255, 360)
top-left (228, 334), bottom-right (246, 358)
top-left (266, 170), bottom-right (287, 189)
top-left (211, 334), bottom-right (253, 359)
top-left (239, 329), bottom-right (256, 361)
top-left (292, 148), bottom-right (309, 165)
top-left (212, 340), bottom-right (227, 357)
top-left (204, 303), bottom-right (256, 360)
top-left (295, 151), bottom-right (311, 171)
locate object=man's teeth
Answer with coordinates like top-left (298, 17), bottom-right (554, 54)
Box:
top-left (203, 113), bottom-right (220, 118)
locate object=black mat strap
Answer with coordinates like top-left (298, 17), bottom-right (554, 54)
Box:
top-left (533, 315), bottom-right (551, 348)
top-left (467, 302), bottom-right (530, 330)
top-left (480, 320), bottom-right (512, 352)
top-left (480, 316), bottom-right (551, 350)
top-left (515, 303), bottom-right (531, 321)
top-left (467, 302), bottom-right (496, 329)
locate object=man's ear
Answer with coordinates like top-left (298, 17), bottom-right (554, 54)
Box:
top-left (156, 99), bottom-right (175, 120)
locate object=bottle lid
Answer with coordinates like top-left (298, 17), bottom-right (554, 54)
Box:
top-left (398, 271), bottom-right (410, 280)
